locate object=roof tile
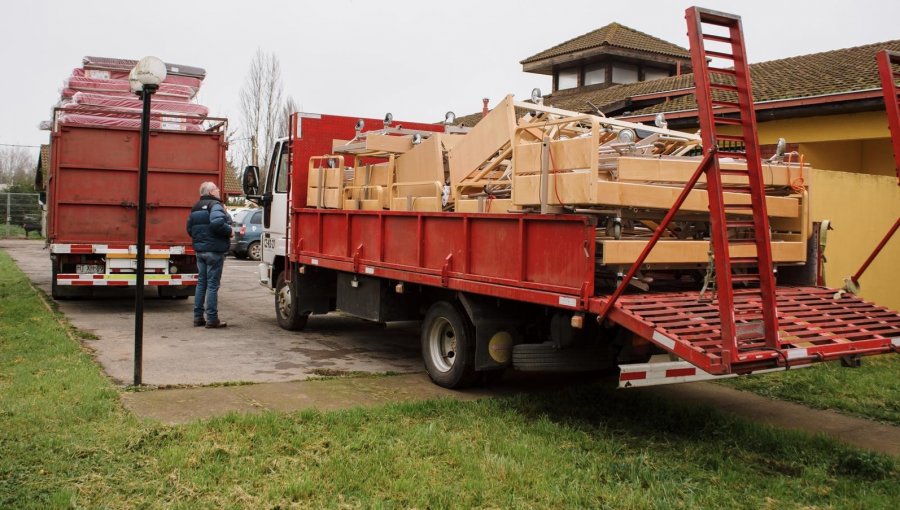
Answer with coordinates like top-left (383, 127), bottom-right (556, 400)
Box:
top-left (522, 22), bottom-right (690, 64)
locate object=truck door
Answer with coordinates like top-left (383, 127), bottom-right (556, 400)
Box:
top-left (261, 140), bottom-right (290, 267)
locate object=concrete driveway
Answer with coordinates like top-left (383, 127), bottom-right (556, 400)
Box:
top-left (1, 240), bottom-right (423, 386)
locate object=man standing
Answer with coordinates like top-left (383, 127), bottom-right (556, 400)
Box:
top-left (186, 181), bottom-right (232, 328)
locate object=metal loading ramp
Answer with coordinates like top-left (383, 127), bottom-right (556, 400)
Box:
top-left (606, 287), bottom-right (900, 375)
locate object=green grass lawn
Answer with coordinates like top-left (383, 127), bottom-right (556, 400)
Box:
top-left (0, 249), bottom-right (897, 509)
top-left (725, 355), bottom-right (900, 425)
top-left (0, 224), bottom-right (42, 239)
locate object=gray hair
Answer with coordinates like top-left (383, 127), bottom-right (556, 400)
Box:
top-left (199, 181), bottom-right (218, 196)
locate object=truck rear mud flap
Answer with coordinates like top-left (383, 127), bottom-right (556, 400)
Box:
top-left (607, 286), bottom-right (900, 380)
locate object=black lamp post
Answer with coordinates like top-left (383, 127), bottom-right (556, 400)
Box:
top-left (129, 58), bottom-right (167, 386)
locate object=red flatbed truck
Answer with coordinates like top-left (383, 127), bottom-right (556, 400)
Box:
top-left (245, 8), bottom-right (900, 389)
top-left (46, 111), bottom-right (228, 299)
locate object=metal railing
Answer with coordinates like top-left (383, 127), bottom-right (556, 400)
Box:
top-left (0, 192), bottom-right (43, 238)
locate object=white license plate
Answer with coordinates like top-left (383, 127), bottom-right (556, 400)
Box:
top-left (76, 264), bottom-right (104, 274)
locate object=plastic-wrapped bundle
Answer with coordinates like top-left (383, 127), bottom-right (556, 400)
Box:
top-left (82, 56), bottom-right (206, 79)
top-left (71, 68), bottom-right (203, 95)
top-left (67, 92), bottom-right (208, 119)
top-left (57, 113), bottom-right (205, 131)
top-left (63, 75), bottom-right (194, 101)
top-left (54, 55), bottom-right (212, 132)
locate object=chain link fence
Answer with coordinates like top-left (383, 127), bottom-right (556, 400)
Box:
top-left (0, 192), bottom-right (44, 239)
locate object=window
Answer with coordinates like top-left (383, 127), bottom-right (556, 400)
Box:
top-left (584, 63), bottom-right (607, 86)
top-left (275, 143), bottom-right (290, 193)
top-left (557, 67), bottom-right (578, 90)
top-left (251, 211), bottom-right (262, 224)
top-left (612, 63), bottom-right (639, 84)
top-left (644, 67), bottom-right (670, 81)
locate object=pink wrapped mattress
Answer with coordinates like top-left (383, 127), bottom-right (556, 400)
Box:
top-left (71, 68), bottom-right (202, 96)
top-left (56, 113), bottom-right (204, 131)
top-left (55, 56), bottom-right (213, 131)
top-left (68, 92), bottom-right (208, 118)
top-left (63, 75), bottom-right (194, 101)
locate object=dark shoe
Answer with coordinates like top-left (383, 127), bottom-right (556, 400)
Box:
top-left (193, 318), bottom-right (206, 327)
top-left (205, 320), bottom-right (227, 329)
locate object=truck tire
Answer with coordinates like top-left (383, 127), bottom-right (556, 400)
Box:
top-left (247, 241), bottom-right (261, 261)
top-left (512, 341), bottom-right (615, 372)
top-left (421, 301), bottom-right (478, 389)
top-left (275, 272), bottom-right (309, 331)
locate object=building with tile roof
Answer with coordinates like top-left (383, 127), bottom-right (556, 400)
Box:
top-left (521, 23), bottom-right (692, 95)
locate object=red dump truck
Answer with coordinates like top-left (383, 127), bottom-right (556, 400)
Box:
top-left (244, 7), bottom-right (899, 389)
top-left (44, 56), bottom-right (226, 299)
top-left (46, 114), bottom-right (227, 299)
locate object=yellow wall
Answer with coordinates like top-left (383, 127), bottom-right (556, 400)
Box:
top-left (756, 111), bottom-right (890, 144)
top-left (810, 168), bottom-right (900, 310)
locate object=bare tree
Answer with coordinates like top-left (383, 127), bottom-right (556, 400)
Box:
top-left (279, 95), bottom-right (299, 138)
top-left (238, 50), bottom-right (286, 171)
top-left (0, 146), bottom-right (35, 189)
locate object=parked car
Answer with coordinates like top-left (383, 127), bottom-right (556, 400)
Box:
top-left (230, 209), bottom-right (263, 260)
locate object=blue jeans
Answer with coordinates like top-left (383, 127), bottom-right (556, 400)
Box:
top-left (194, 251), bottom-right (225, 322)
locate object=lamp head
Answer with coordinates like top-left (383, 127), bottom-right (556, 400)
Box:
top-left (383, 112), bottom-right (393, 128)
top-left (444, 111), bottom-right (456, 125)
top-left (531, 88), bottom-right (543, 104)
top-left (132, 56), bottom-right (167, 88)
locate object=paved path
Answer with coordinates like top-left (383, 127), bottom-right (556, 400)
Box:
top-left (1, 239), bottom-right (422, 386)
top-left (122, 373), bottom-right (900, 457)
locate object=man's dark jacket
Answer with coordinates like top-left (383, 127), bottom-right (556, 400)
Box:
top-left (186, 195), bottom-right (232, 253)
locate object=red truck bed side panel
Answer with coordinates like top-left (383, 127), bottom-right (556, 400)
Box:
top-left (50, 125), bottom-right (225, 245)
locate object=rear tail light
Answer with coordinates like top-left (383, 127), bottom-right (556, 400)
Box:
top-left (240, 225), bottom-right (246, 236)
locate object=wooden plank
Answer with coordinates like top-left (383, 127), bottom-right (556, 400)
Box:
top-left (456, 198), bottom-right (515, 213)
top-left (614, 156), bottom-right (810, 187)
top-left (512, 175), bottom-right (800, 217)
top-left (308, 167), bottom-right (343, 188)
top-left (396, 134), bottom-right (444, 184)
top-left (448, 95), bottom-right (516, 198)
top-left (516, 138), bottom-right (594, 174)
top-left (390, 197), bottom-right (442, 212)
top-left (306, 188), bottom-right (341, 208)
top-left (365, 134), bottom-right (413, 154)
top-left (600, 239), bottom-right (807, 264)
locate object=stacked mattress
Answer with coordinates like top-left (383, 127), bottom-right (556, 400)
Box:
top-left (54, 56), bottom-right (210, 131)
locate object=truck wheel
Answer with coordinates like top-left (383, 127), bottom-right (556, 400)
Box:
top-left (421, 301), bottom-right (477, 389)
top-left (275, 272), bottom-right (308, 331)
top-left (247, 242), bottom-right (262, 261)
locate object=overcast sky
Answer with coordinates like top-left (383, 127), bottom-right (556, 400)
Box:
top-left (2, 0), bottom-right (898, 157)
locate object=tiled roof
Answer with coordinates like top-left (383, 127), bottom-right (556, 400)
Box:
top-left (521, 22), bottom-right (690, 65)
top-left (223, 164), bottom-right (243, 195)
top-left (546, 39), bottom-right (900, 118)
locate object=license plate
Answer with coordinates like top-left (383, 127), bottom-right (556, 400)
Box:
top-left (76, 264), bottom-right (104, 274)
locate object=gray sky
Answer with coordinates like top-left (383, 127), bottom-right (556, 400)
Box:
top-left (2, 0), bottom-right (898, 157)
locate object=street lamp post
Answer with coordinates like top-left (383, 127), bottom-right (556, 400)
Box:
top-left (129, 57), bottom-right (167, 386)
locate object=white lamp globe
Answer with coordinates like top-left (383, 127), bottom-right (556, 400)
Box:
top-left (128, 68), bottom-right (143, 94)
top-left (132, 56), bottom-right (167, 87)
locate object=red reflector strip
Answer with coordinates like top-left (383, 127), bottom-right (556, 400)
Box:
top-left (72, 281), bottom-right (93, 286)
top-left (665, 367), bottom-right (696, 378)
top-left (108, 281), bottom-right (129, 286)
top-left (57, 274), bottom-right (79, 280)
top-left (619, 371), bottom-right (647, 381)
top-left (70, 245), bottom-right (93, 254)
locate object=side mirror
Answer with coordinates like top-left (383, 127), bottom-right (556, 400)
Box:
top-left (242, 165), bottom-right (260, 197)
